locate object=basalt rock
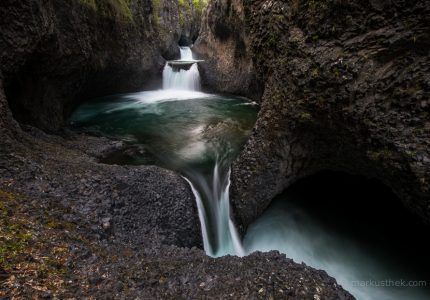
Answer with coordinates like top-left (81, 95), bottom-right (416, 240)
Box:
top-left (0, 182), bottom-right (353, 298)
top-left (193, 0), bottom-right (262, 99)
top-left (0, 125), bottom-right (203, 249)
top-left (228, 0), bottom-right (430, 232)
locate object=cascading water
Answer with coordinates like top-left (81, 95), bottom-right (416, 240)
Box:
top-left (179, 46), bottom-right (193, 60)
top-left (184, 162), bottom-right (245, 257)
top-left (162, 47), bottom-right (201, 91)
top-left (160, 47), bottom-right (246, 257)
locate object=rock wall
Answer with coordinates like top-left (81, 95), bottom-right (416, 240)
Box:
top-left (226, 0), bottom-right (430, 231)
top-left (0, 0), bottom-right (194, 130)
top-left (193, 0), bottom-right (262, 99)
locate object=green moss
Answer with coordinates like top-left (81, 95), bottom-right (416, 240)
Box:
top-left (152, 0), bottom-right (161, 25)
top-left (78, 0), bottom-right (133, 21)
top-left (111, 0), bottom-right (133, 20)
top-left (0, 190), bottom-right (75, 293)
top-left (298, 112), bottom-right (313, 122)
top-left (0, 190), bottom-right (31, 267)
top-left (275, 14), bottom-right (284, 22)
top-left (179, 0), bottom-right (192, 13)
top-left (80, 0), bottom-right (98, 10)
top-left (178, 0), bottom-right (194, 27)
top-left (193, 0), bottom-right (207, 17)
top-left (179, 13), bottom-right (186, 27)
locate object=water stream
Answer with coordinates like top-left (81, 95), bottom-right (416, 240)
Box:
top-left (70, 46), bottom-right (429, 300)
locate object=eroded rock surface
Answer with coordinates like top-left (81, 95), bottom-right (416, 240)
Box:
top-left (223, 0), bottom-right (430, 231)
top-left (194, 0), bottom-right (262, 99)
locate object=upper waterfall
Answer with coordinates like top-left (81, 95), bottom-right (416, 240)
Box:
top-left (179, 47), bottom-right (193, 61)
top-left (162, 47), bottom-right (201, 91)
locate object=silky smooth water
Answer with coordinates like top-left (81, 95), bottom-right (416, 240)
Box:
top-left (70, 91), bottom-right (257, 170)
top-left (244, 174), bottom-right (430, 300)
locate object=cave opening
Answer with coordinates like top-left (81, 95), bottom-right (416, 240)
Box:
top-left (285, 171), bottom-right (430, 249)
top-left (244, 171), bottom-right (430, 299)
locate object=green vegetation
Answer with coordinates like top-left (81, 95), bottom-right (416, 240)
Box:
top-left (80, 0), bottom-right (97, 10)
top-left (298, 111), bottom-right (313, 122)
top-left (178, 0), bottom-right (192, 28)
top-left (177, 0), bottom-right (207, 28)
top-left (152, 0), bottom-right (161, 25)
top-left (0, 189), bottom-right (71, 294)
top-left (179, 13), bottom-right (186, 27)
top-left (179, 0), bottom-right (192, 14)
top-left (0, 190), bottom-right (32, 267)
top-left (193, 0), bottom-right (207, 17)
top-left (79, 0), bottom-right (133, 21)
top-left (111, 0), bottom-right (133, 20)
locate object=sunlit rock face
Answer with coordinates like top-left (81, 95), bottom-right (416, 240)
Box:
top-left (199, 0), bottom-right (430, 231)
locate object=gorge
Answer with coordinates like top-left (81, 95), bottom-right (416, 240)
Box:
top-left (1, 0), bottom-right (429, 299)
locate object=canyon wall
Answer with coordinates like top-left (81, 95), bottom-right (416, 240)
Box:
top-left (193, 0), bottom-right (261, 99)
top-left (199, 0), bottom-right (430, 231)
top-left (0, 0), bottom-right (197, 131)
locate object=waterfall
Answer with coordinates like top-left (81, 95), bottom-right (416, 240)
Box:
top-left (162, 46), bottom-right (243, 257)
top-left (162, 47), bottom-right (201, 91)
top-left (185, 161), bottom-right (245, 258)
top-left (179, 47), bottom-right (193, 60)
